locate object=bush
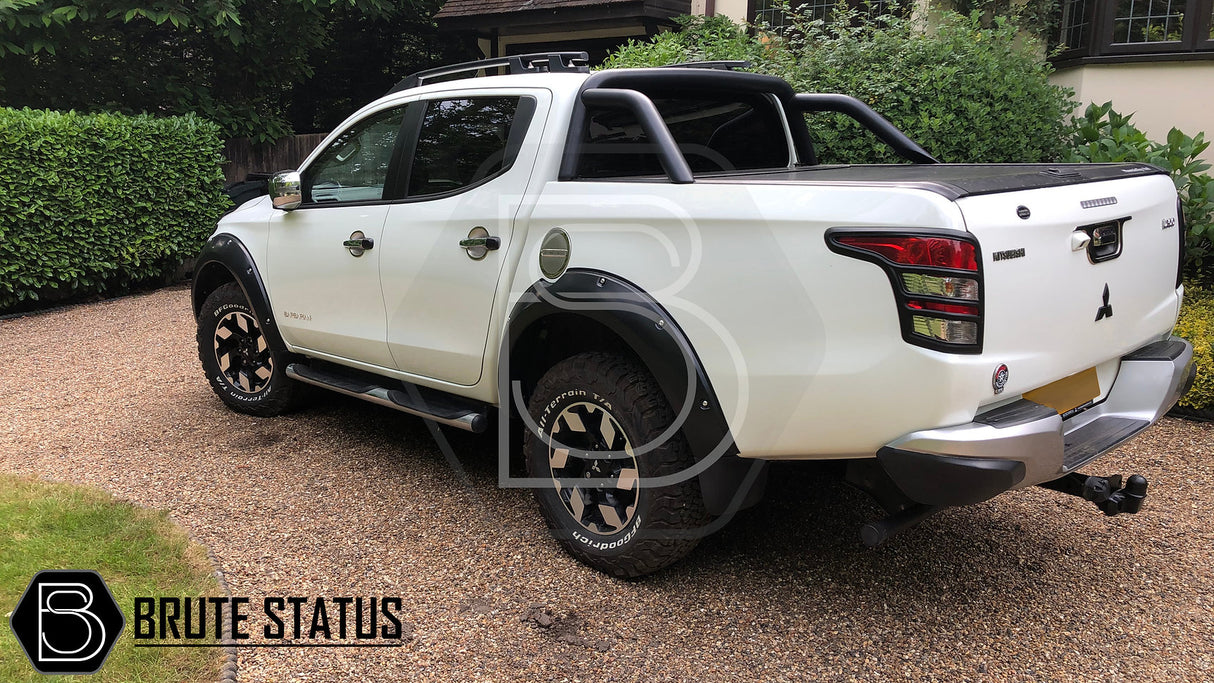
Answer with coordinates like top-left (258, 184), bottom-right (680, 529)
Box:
top-left (603, 6), bottom-right (1076, 165)
top-left (0, 108), bottom-right (229, 312)
top-left (1067, 102), bottom-right (1214, 284)
top-left (1175, 288), bottom-right (1214, 410)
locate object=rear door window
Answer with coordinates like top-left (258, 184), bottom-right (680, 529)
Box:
top-left (406, 97), bottom-right (533, 198)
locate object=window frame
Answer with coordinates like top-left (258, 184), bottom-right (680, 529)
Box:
top-left (1052, 0), bottom-right (1214, 67)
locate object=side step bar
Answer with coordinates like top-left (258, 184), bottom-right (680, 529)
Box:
top-left (285, 363), bottom-right (488, 433)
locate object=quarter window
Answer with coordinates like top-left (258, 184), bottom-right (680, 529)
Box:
top-left (303, 106), bottom-right (406, 204)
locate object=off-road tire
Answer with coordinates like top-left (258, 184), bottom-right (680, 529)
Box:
top-left (197, 282), bottom-right (302, 417)
top-left (525, 352), bottom-right (709, 578)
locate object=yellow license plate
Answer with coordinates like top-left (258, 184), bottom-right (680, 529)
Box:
top-left (1024, 367), bottom-right (1100, 415)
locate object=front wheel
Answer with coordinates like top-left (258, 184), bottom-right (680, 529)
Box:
top-left (197, 282), bottom-right (302, 416)
top-left (524, 352), bottom-right (708, 578)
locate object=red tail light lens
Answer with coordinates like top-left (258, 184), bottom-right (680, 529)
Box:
top-left (827, 230), bottom-right (984, 354)
top-left (835, 236), bottom-right (978, 271)
top-left (906, 299), bottom-right (979, 315)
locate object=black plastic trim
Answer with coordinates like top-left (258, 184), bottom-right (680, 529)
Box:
top-left (1177, 196), bottom-right (1186, 289)
top-left (502, 269), bottom-right (758, 516)
top-left (1076, 216), bottom-right (1129, 264)
top-left (975, 399), bottom-right (1058, 428)
top-left (1063, 418), bottom-right (1149, 470)
top-left (1123, 339), bottom-right (1189, 362)
top-left (877, 447), bottom-right (1026, 506)
top-left (191, 233), bottom-right (287, 353)
top-left (825, 227), bottom-right (985, 354)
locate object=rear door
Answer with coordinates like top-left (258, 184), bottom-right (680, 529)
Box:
top-left (379, 89), bottom-right (548, 385)
top-left (959, 173), bottom-right (1182, 400)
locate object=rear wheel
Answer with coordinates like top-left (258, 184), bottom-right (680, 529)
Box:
top-left (525, 352), bottom-right (708, 578)
top-left (197, 282), bottom-right (302, 416)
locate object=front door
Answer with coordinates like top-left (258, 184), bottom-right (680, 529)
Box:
top-left (265, 104), bottom-right (408, 368)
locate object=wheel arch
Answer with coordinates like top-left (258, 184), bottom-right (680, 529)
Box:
top-left (501, 269), bottom-right (767, 516)
top-left (191, 233), bottom-right (288, 353)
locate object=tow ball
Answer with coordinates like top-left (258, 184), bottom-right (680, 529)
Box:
top-left (1038, 472), bottom-right (1149, 516)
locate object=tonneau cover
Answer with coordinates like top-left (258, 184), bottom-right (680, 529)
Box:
top-left (699, 163), bottom-right (1166, 200)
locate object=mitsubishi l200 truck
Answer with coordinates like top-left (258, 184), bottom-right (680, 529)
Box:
top-left (194, 54), bottom-right (1194, 577)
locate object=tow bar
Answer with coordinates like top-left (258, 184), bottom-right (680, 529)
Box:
top-left (1038, 472), bottom-right (1149, 516)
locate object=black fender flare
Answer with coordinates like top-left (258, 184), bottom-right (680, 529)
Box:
top-left (501, 269), bottom-right (767, 516)
top-left (191, 233), bottom-right (287, 353)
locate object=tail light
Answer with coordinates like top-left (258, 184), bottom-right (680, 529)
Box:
top-left (827, 230), bottom-right (983, 353)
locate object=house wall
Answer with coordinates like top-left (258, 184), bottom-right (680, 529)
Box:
top-left (714, 0), bottom-right (748, 23)
top-left (1050, 61), bottom-right (1214, 165)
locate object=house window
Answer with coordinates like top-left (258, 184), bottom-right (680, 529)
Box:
top-left (1114, 0), bottom-right (1185, 43)
top-left (749, 1), bottom-right (897, 33)
top-left (1052, 0), bottom-right (1214, 64)
top-left (1058, 0), bottom-right (1092, 51)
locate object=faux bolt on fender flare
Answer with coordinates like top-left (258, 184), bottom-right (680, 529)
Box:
top-left (191, 233), bottom-right (288, 354)
top-left (501, 269), bottom-right (767, 516)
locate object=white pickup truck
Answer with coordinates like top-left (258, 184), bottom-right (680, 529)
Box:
top-left (194, 53), bottom-right (1194, 577)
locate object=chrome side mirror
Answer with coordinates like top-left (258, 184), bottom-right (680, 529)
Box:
top-left (269, 170), bottom-right (302, 210)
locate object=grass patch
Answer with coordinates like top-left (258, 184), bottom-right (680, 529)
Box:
top-left (0, 474), bottom-right (222, 682)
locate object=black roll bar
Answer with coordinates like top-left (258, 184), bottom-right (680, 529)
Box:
top-left (566, 88), bottom-right (696, 185)
top-left (794, 93), bottom-right (938, 164)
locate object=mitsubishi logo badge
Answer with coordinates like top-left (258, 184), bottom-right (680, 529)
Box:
top-left (1095, 284), bottom-right (1113, 321)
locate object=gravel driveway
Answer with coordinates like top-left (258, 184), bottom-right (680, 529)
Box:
top-left (2, 286), bottom-right (1212, 682)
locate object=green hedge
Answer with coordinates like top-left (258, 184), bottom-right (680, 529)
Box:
top-left (603, 9), bottom-right (1075, 165)
top-left (1176, 287), bottom-right (1214, 410)
top-left (0, 108), bottom-right (229, 312)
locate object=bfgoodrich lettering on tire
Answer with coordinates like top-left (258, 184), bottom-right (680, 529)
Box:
top-left (197, 282), bottom-right (302, 417)
top-left (525, 352), bottom-right (708, 578)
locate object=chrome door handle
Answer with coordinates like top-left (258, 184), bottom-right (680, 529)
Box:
top-left (344, 231), bottom-right (374, 257)
top-left (458, 236), bottom-right (501, 250)
top-left (460, 227), bottom-right (500, 260)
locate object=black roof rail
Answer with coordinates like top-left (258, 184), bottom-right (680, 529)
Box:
top-left (388, 52), bottom-right (590, 94)
top-left (660, 60), bottom-right (753, 71)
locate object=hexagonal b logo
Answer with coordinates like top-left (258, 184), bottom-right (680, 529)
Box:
top-left (9, 570), bottom-right (125, 674)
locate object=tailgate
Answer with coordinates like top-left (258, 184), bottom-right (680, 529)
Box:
top-left (958, 173), bottom-right (1182, 405)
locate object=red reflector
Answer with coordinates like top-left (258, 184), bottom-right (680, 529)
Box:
top-left (906, 299), bottom-right (979, 315)
top-left (837, 236), bottom-right (978, 271)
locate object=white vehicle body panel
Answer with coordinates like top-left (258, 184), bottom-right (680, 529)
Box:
top-left (207, 69), bottom-right (1185, 465)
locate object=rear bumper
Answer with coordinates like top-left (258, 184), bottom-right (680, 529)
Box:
top-left (878, 337), bottom-right (1195, 507)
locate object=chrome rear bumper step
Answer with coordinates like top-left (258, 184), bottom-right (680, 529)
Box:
top-left (286, 363), bottom-right (488, 433)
